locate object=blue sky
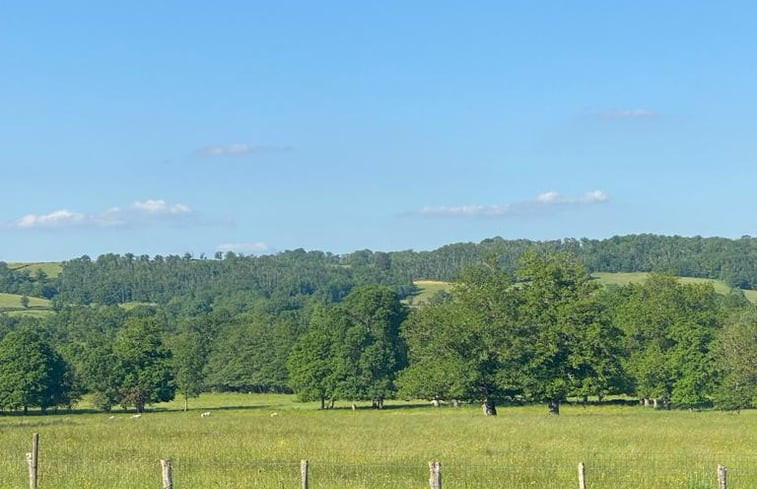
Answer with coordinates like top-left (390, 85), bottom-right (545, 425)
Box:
top-left (2, 1), bottom-right (756, 262)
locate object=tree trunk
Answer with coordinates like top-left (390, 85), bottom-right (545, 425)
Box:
top-left (183, 395), bottom-right (188, 412)
top-left (548, 399), bottom-right (560, 415)
top-left (320, 397), bottom-right (325, 410)
top-left (482, 399), bottom-right (497, 416)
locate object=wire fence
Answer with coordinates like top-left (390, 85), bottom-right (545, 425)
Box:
top-left (17, 433), bottom-right (757, 489)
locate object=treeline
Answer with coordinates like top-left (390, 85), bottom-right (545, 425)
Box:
top-left (290, 253), bottom-right (757, 414)
top-left (390, 234), bottom-right (757, 287)
top-left (3, 235), bottom-right (757, 308)
top-left (1, 250), bottom-right (756, 415)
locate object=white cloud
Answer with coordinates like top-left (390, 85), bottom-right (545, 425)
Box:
top-left (415, 190), bottom-right (609, 218)
top-left (198, 143), bottom-right (292, 156)
top-left (602, 108), bottom-right (658, 119)
top-left (132, 199), bottom-right (191, 214)
top-left (215, 242), bottom-right (271, 255)
top-left (15, 209), bottom-right (86, 229)
top-left (536, 190), bottom-right (609, 205)
top-left (9, 199), bottom-right (198, 230)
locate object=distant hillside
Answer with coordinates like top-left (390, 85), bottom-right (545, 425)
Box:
top-left (7, 262), bottom-right (63, 278)
top-left (4, 234), bottom-right (757, 308)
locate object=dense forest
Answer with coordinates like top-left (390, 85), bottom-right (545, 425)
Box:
top-left (0, 234), bottom-right (756, 414)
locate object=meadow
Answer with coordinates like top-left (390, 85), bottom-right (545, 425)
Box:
top-left (0, 293), bottom-right (52, 318)
top-left (1, 394), bottom-right (755, 489)
top-left (6, 262), bottom-right (63, 278)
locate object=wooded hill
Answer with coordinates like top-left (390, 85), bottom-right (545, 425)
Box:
top-left (3, 234), bottom-right (757, 307)
top-left (0, 234), bottom-right (755, 414)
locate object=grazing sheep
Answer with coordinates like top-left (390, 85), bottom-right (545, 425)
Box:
top-left (270, 412), bottom-right (278, 417)
top-left (201, 411), bottom-right (211, 417)
top-left (431, 399), bottom-right (440, 407)
top-left (131, 414), bottom-right (142, 419)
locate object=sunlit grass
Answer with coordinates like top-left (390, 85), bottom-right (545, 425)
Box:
top-left (0, 293), bottom-right (53, 317)
top-left (1, 394), bottom-right (755, 488)
top-left (6, 262), bottom-right (63, 278)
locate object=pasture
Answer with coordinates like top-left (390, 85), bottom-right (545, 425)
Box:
top-left (2, 394), bottom-right (755, 489)
top-left (408, 280), bottom-right (453, 305)
top-left (6, 262), bottom-right (63, 278)
top-left (0, 293), bottom-right (53, 318)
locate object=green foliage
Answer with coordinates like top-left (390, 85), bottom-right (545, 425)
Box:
top-left (613, 274), bottom-right (724, 406)
top-left (205, 312), bottom-right (303, 393)
top-left (171, 316), bottom-right (213, 410)
top-left (114, 317), bottom-right (175, 412)
top-left (713, 310), bottom-right (757, 410)
top-left (517, 251), bottom-right (626, 409)
top-left (0, 326), bottom-right (75, 411)
top-left (288, 285), bottom-right (408, 407)
top-left (401, 252), bottom-right (627, 414)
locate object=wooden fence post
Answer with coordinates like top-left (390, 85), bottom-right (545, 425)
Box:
top-left (160, 459), bottom-right (173, 489)
top-left (26, 433), bottom-right (39, 489)
top-left (429, 461), bottom-right (442, 489)
top-left (301, 459), bottom-right (309, 489)
top-left (717, 464), bottom-right (727, 489)
top-left (578, 461), bottom-right (587, 489)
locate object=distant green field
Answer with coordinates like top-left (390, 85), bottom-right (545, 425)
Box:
top-left (7, 261), bottom-right (63, 277)
top-left (0, 393), bottom-right (755, 489)
top-left (120, 301), bottom-right (159, 310)
top-left (411, 273), bottom-right (757, 306)
top-left (406, 280), bottom-right (453, 305)
top-left (0, 292), bottom-right (53, 317)
top-left (592, 272), bottom-right (757, 304)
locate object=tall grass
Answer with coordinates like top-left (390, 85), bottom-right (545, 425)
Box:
top-left (1, 394), bottom-right (755, 488)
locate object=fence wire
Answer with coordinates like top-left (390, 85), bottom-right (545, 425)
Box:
top-left (15, 454), bottom-right (757, 489)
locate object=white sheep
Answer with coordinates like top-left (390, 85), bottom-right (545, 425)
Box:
top-left (201, 411), bottom-right (211, 417)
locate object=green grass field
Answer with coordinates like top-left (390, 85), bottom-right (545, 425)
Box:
top-left (6, 262), bottom-right (63, 278)
top-left (406, 280), bottom-right (453, 305)
top-left (0, 292), bottom-right (53, 317)
top-left (1, 394), bottom-right (755, 489)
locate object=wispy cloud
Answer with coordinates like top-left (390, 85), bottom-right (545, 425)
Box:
top-left (8, 199), bottom-right (202, 230)
top-left (197, 143), bottom-right (292, 156)
top-left (215, 242), bottom-right (272, 255)
top-left (15, 209), bottom-right (86, 229)
top-left (601, 108), bottom-right (658, 119)
top-left (415, 190), bottom-right (608, 218)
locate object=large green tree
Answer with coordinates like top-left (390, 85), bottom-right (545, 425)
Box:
top-left (400, 262), bottom-right (526, 415)
top-left (172, 316), bottom-right (213, 411)
top-left (713, 310), bottom-right (757, 410)
top-left (614, 274), bottom-right (722, 407)
top-left (288, 285), bottom-right (408, 408)
top-left (114, 318), bottom-right (175, 412)
top-left (516, 250), bottom-right (626, 414)
top-left (287, 306), bottom-right (346, 408)
top-left (400, 252), bottom-right (625, 415)
top-left (0, 326), bottom-right (75, 412)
